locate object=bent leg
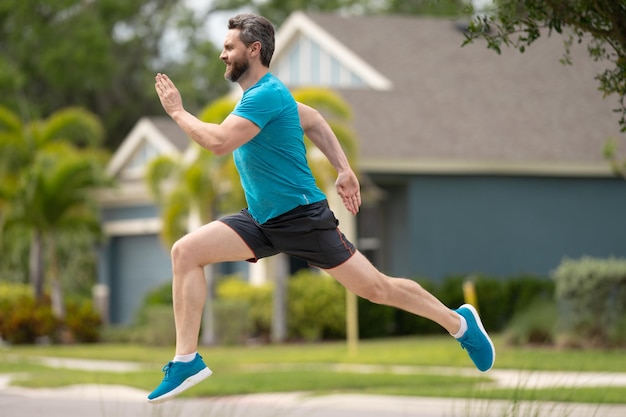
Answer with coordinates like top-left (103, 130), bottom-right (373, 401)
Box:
top-left (171, 220), bottom-right (254, 355)
top-left (325, 251), bottom-right (461, 334)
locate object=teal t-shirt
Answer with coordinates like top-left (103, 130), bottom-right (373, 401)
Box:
top-left (231, 73), bottom-right (326, 224)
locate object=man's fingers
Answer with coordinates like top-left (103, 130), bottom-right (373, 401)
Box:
top-left (341, 193), bottom-right (360, 215)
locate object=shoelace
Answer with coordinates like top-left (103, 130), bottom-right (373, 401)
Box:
top-left (458, 335), bottom-right (478, 353)
top-left (162, 362), bottom-right (173, 378)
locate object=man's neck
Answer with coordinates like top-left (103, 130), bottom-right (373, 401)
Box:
top-left (238, 67), bottom-right (270, 91)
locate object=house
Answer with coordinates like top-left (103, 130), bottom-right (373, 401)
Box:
top-left (272, 12), bottom-right (626, 279)
top-left (98, 12), bottom-right (626, 325)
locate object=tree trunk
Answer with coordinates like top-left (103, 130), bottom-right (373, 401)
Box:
top-left (271, 253), bottom-right (289, 343)
top-left (49, 239), bottom-right (66, 320)
top-left (29, 230), bottom-right (44, 301)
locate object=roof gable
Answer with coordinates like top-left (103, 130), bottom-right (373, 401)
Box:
top-left (273, 11), bottom-right (392, 90)
top-left (107, 117), bottom-right (189, 180)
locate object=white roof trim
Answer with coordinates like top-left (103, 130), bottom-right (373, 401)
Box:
top-left (360, 158), bottom-right (615, 177)
top-left (274, 11), bottom-right (393, 91)
top-left (106, 117), bottom-right (182, 178)
top-left (96, 181), bottom-right (153, 207)
top-left (103, 218), bottom-right (162, 236)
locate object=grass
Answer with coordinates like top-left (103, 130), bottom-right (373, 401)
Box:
top-left (1, 335), bottom-right (625, 404)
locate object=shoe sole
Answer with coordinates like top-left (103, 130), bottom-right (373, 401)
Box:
top-left (147, 367), bottom-right (213, 404)
top-left (460, 303), bottom-right (496, 372)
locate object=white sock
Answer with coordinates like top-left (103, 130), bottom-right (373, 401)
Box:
top-left (451, 315), bottom-right (468, 339)
top-left (173, 352), bottom-right (197, 363)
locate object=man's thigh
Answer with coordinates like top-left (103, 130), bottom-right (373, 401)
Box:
top-left (175, 220), bottom-right (256, 265)
top-left (324, 250), bottom-right (383, 297)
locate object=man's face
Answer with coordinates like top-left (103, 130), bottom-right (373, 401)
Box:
top-left (220, 29), bottom-right (250, 82)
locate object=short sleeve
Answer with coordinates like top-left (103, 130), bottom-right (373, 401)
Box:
top-left (232, 83), bottom-right (283, 129)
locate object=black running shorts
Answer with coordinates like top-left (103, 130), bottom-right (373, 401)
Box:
top-left (219, 200), bottom-right (356, 269)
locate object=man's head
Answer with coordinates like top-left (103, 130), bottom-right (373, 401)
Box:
top-left (227, 14), bottom-right (275, 67)
top-left (220, 14), bottom-right (275, 83)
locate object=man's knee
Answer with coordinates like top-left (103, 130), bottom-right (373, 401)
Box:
top-left (171, 236), bottom-right (197, 273)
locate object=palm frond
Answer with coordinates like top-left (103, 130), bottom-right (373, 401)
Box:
top-left (41, 107), bottom-right (105, 148)
top-left (198, 96), bottom-right (237, 123)
top-left (144, 155), bottom-right (183, 201)
top-left (0, 105), bottom-right (22, 133)
top-left (293, 87), bottom-right (352, 120)
top-left (161, 187), bottom-right (191, 246)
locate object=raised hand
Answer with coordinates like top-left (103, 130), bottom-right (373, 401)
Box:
top-left (155, 73), bottom-right (184, 117)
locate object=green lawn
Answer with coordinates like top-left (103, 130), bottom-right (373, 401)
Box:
top-left (1, 335), bottom-right (625, 404)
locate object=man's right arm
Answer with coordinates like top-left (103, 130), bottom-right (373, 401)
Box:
top-left (155, 73), bottom-right (259, 155)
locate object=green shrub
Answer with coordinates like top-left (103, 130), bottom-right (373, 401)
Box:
top-left (287, 270), bottom-right (346, 341)
top-left (503, 275), bottom-right (555, 320)
top-left (0, 282), bottom-right (31, 301)
top-left (136, 305), bottom-right (176, 346)
top-left (503, 299), bottom-right (557, 346)
top-left (0, 294), bottom-right (58, 344)
top-left (101, 281), bottom-right (175, 345)
top-left (214, 299), bottom-right (250, 345)
top-left (473, 276), bottom-right (510, 331)
top-left (357, 298), bottom-right (395, 338)
top-left (553, 256), bottom-right (626, 347)
top-left (216, 275), bottom-right (272, 338)
top-left (0, 283), bottom-right (102, 345)
top-left (142, 281), bottom-right (173, 306)
top-left (65, 300), bottom-right (101, 343)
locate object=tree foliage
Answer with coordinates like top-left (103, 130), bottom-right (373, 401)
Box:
top-left (0, 105), bottom-right (111, 317)
top-left (463, 0), bottom-right (626, 133)
top-left (0, 0), bottom-right (228, 149)
top-left (210, 0), bottom-right (468, 26)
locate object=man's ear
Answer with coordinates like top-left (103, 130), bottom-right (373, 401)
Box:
top-left (249, 41), bottom-right (262, 57)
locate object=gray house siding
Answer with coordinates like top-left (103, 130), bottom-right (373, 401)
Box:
top-left (101, 233), bottom-right (172, 324)
top-left (367, 174), bottom-right (626, 279)
top-left (102, 204), bottom-right (160, 222)
top-left (110, 234), bottom-right (172, 325)
top-left (99, 204), bottom-right (172, 324)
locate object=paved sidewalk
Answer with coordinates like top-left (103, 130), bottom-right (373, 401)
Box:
top-left (2, 386), bottom-right (626, 417)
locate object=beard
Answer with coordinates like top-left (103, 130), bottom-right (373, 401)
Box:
top-left (224, 58), bottom-right (250, 82)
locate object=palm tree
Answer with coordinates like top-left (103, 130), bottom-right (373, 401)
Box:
top-left (145, 87), bottom-right (358, 344)
top-left (0, 106), bottom-right (111, 319)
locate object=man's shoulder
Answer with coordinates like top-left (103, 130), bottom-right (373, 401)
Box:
top-left (243, 73), bottom-right (294, 109)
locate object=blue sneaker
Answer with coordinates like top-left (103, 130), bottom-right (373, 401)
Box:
top-left (454, 304), bottom-right (495, 372)
top-left (147, 353), bottom-right (212, 403)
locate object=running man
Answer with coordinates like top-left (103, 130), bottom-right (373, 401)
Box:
top-left (148, 13), bottom-right (495, 404)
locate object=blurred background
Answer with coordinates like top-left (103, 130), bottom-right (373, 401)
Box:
top-left (1, 0), bottom-right (625, 352)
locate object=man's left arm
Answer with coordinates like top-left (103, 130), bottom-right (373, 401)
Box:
top-left (297, 102), bottom-right (361, 215)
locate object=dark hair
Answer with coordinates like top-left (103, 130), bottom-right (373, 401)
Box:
top-left (228, 14), bottom-right (275, 67)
